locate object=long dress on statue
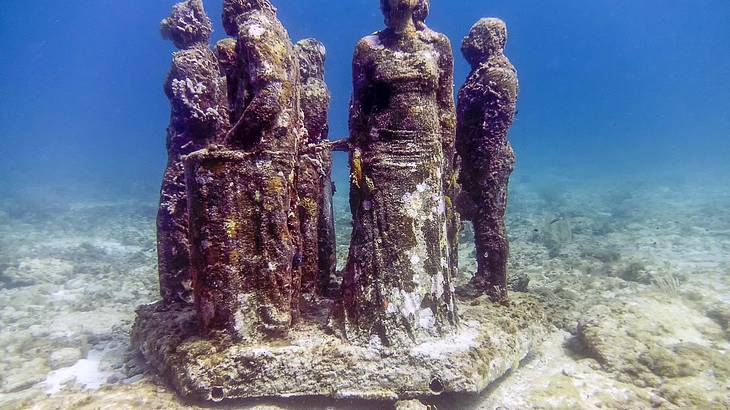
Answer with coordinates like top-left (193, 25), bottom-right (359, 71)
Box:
top-left (338, 29), bottom-right (459, 347)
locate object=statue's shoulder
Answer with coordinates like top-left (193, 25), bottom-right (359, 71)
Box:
top-left (354, 32), bottom-right (385, 62)
top-left (171, 45), bottom-right (217, 74)
top-left (419, 28), bottom-right (452, 50)
top-left (356, 33), bottom-right (385, 51)
top-left (486, 57), bottom-right (518, 79)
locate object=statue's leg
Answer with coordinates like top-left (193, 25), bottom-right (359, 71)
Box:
top-left (473, 176), bottom-right (510, 303)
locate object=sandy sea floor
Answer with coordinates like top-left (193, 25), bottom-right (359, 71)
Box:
top-left (0, 170), bottom-right (728, 409)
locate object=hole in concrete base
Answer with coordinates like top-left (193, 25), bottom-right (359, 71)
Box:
top-left (429, 378), bottom-right (444, 394)
top-left (210, 386), bottom-right (225, 402)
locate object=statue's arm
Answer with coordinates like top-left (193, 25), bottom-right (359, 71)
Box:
top-left (483, 65), bottom-right (519, 128)
top-left (227, 81), bottom-right (281, 141)
top-left (225, 43), bottom-right (284, 147)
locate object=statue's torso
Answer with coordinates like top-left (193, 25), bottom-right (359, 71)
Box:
top-left (362, 34), bottom-right (441, 139)
top-left (459, 55), bottom-right (518, 139)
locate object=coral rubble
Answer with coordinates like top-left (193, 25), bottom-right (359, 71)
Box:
top-left (456, 18), bottom-right (519, 302)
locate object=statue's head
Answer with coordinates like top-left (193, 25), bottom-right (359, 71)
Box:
top-left (413, 0), bottom-right (429, 28)
top-left (160, 0), bottom-right (213, 49)
top-left (380, 0), bottom-right (418, 31)
top-left (222, 0), bottom-right (277, 36)
top-left (462, 18), bottom-right (508, 67)
top-left (295, 39), bottom-right (326, 81)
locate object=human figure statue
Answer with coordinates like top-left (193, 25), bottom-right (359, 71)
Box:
top-left (222, 0), bottom-right (304, 154)
top-left (294, 39), bottom-right (336, 298)
top-left (184, 0), bottom-right (305, 338)
top-left (456, 18), bottom-right (518, 303)
top-left (335, 0), bottom-right (458, 347)
top-left (157, 0), bottom-right (229, 305)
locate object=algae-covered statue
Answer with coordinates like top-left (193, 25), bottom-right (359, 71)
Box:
top-left (456, 18), bottom-right (519, 303)
top-left (133, 0), bottom-right (547, 403)
top-left (184, 0), bottom-right (305, 338)
top-left (294, 38), bottom-right (337, 297)
top-left (157, 0), bottom-right (229, 304)
top-left (336, 0), bottom-right (459, 346)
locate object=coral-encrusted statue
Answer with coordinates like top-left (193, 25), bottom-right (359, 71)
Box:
top-left (157, 0), bottom-right (229, 304)
top-left (134, 1), bottom-right (548, 402)
top-left (456, 18), bottom-right (519, 303)
top-left (336, 0), bottom-right (458, 346)
top-left (184, 0), bottom-right (304, 338)
top-left (294, 39), bottom-right (336, 297)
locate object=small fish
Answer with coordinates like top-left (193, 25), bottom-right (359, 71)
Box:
top-left (549, 217), bottom-right (562, 225)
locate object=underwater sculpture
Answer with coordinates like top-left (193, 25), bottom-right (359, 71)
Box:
top-left (456, 18), bottom-right (519, 303)
top-left (294, 38), bottom-right (337, 297)
top-left (156, 0), bottom-right (230, 304)
top-left (336, 0), bottom-right (459, 346)
top-left (133, 0), bottom-right (546, 403)
top-left (185, 0), bottom-right (305, 337)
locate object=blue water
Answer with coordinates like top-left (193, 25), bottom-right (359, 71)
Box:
top-left (0, 0), bottom-right (728, 195)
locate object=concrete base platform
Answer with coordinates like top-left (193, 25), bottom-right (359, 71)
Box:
top-left (131, 294), bottom-right (548, 403)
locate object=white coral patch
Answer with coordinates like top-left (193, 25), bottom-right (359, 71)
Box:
top-left (418, 308), bottom-right (436, 330)
top-left (410, 254), bottom-right (421, 265)
top-left (402, 191), bottom-right (423, 219)
top-left (248, 24), bottom-right (266, 39)
top-left (387, 288), bottom-right (420, 319)
top-left (387, 288), bottom-right (400, 314)
top-left (431, 271), bottom-right (445, 299)
top-left (401, 291), bottom-right (420, 318)
top-left (276, 111), bottom-right (290, 127)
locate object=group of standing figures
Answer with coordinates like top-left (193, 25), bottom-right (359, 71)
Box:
top-left (156, 0), bottom-right (518, 347)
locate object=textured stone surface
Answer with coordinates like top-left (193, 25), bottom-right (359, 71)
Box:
top-left (131, 293), bottom-right (547, 402)
top-left (456, 18), bottom-right (518, 302)
top-left (295, 38), bottom-right (330, 144)
top-left (294, 38), bottom-right (335, 297)
top-left (336, 0), bottom-right (459, 348)
top-left (184, 148), bottom-right (299, 339)
top-left (223, 0), bottom-right (304, 154)
top-left (296, 145), bottom-right (334, 297)
top-left (157, 0), bottom-right (230, 305)
top-left (317, 147), bottom-right (338, 294)
top-left (182, 0), bottom-right (306, 334)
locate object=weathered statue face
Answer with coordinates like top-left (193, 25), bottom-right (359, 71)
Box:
top-left (296, 39), bottom-right (327, 80)
top-left (381, 0), bottom-right (418, 32)
top-left (413, 0), bottom-right (429, 26)
top-left (160, 0), bottom-right (213, 49)
top-left (222, 0), bottom-right (277, 36)
top-left (462, 18), bottom-right (508, 67)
